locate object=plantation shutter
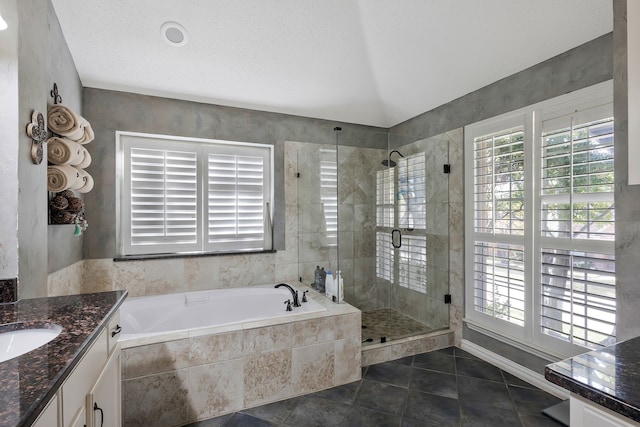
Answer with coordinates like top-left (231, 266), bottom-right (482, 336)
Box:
top-left (123, 138), bottom-right (201, 254)
top-left (376, 167), bottom-right (394, 281)
top-left (120, 133), bottom-right (272, 256)
top-left (471, 126), bottom-right (526, 327)
top-left (204, 145), bottom-right (270, 252)
top-left (320, 148), bottom-right (338, 247)
top-left (398, 235), bottom-right (427, 293)
top-left (539, 105), bottom-right (615, 350)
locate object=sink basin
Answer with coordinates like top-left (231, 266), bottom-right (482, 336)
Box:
top-left (0, 323), bottom-right (63, 363)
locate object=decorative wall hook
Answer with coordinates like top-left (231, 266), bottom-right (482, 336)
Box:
top-left (26, 110), bottom-right (46, 164)
top-left (50, 83), bottom-right (62, 104)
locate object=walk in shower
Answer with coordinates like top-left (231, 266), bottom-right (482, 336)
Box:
top-left (291, 127), bottom-right (451, 346)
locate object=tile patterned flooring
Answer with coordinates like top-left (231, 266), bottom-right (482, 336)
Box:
top-left (361, 308), bottom-right (433, 345)
top-left (185, 346), bottom-right (565, 427)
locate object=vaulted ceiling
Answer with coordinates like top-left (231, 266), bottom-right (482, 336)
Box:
top-left (51, 0), bottom-right (612, 128)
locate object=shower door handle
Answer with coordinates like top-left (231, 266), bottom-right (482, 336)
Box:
top-left (392, 229), bottom-right (402, 248)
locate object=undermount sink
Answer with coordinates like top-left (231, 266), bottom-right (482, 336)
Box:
top-left (0, 323), bottom-right (63, 363)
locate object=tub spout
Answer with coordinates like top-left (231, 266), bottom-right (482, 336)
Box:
top-left (275, 283), bottom-right (301, 307)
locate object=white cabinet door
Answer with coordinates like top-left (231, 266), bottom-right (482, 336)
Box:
top-left (87, 349), bottom-right (121, 427)
top-left (32, 395), bottom-right (58, 427)
top-left (70, 406), bottom-right (86, 427)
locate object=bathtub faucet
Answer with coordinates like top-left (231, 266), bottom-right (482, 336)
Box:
top-left (275, 283), bottom-right (301, 307)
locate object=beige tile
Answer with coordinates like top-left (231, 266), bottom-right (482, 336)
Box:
top-left (188, 359), bottom-right (243, 421)
top-left (189, 330), bottom-right (243, 366)
top-left (244, 350), bottom-right (292, 407)
top-left (122, 369), bottom-right (190, 427)
top-left (123, 339), bottom-right (189, 379)
top-left (218, 253), bottom-right (276, 287)
top-left (291, 317), bottom-right (336, 347)
top-left (184, 257), bottom-right (221, 291)
top-left (82, 258), bottom-right (114, 293)
top-left (243, 324), bottom-right (292, 355)
top-left (142, 258), bottom-right (185, 295)
top-left (335, 313), bottom-right (361, 341)
top-left (292, 342), bottom-right (335, 395)
top-left (334, 337), bottom-right (361, 385)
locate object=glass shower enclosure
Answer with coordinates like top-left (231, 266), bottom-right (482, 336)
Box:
top-left (293, 128), bottom-right (450, 346)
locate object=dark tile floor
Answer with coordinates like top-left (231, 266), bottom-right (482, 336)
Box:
top-left (185, 346), bottom-right (565, 427)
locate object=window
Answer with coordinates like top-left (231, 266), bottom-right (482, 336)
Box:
top-left (376, 153), bottom-right (429, 294)
top-left (465, 81), bottom-right (615, 357)
top-left (118, 132), bottom-right (273, 256)
top-left (320, 148), bottom-right (338, 247)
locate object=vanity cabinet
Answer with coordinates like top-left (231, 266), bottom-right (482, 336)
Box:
top-left (54, 311), bottom-right (121, 427)
top-left (571, 394), bottom-right (640, 427)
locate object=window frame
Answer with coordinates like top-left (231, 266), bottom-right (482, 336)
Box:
top-left (464, 81), bottom-right (615, 359)
top-left (116, 131), bottom-right (274, 257)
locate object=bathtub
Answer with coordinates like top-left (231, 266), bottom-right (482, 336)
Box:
top-left (119, 284), bottom-right (361, 425)
top-left (118, 285), bottom-right (327, 342)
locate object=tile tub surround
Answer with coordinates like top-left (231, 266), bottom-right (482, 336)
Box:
top-left (545, 336), bottom-right (640, 423)
top-left (0, 290), bottom-right (128, 427)
top-left (120, 285), bottom-right (361, 426)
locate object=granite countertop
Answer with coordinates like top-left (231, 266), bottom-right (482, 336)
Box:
top-left (545, 337), bottom-right (640, 423)
top-left (0, 290), bottom-right (128, 427)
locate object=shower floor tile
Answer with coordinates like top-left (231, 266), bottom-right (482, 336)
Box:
top-left (185, 346), bottom-right (566, 427)
top-left (361, 308), bottom-right (433, 345)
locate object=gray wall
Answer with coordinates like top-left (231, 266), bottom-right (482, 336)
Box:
top-left (81, 89), bottom-right (387, 260)
top-left (613, 0), bottom-right (640, 342)
top-left (0, 0), bottom-right (83, 298)
top-left (46, 0), bottom-right (83, 275)
top-left (390, 32), bottom-right (615, 372)
top-left (390, 33), bottom-right (613, 142)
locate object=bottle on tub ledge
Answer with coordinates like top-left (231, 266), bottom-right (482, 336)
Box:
top-left (325, 270), bottom-right (334, 300)
top-left (325, 270), bottom-right (344, 303)
top-left (337, 270), bottom-right (344, 303)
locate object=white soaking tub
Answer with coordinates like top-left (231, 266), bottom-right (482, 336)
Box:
top-left (118, 285), bottom-right (326, 342)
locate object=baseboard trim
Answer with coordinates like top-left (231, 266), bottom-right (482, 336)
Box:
top-left (460, 339), bottom-right (570, 400)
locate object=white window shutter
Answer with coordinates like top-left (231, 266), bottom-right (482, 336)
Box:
top-left (119, 133), bottom-right (272, 256)
top-left (206, 151), bottom-right (267, 251)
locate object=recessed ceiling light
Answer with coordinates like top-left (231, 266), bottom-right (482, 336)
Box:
top-left (160, 22), bottom-right (188, 47)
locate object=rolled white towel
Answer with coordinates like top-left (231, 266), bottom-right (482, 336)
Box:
top-left (75, 147), bottom-right (92, 169)
top-left (77, 169), bottom-right (94, 193)
top-left (76, 122), bottom-right (94, 144)
top-left (47, 137), bottom-right (83, 165)
top-left (47, 165), bottom-right (81, 192)
top-left (69, 166), bottom-right (85, 190)
top-left (47, 104), bottom-right (93, 143)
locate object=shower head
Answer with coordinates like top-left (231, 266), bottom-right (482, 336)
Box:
top-left (382, 150), bottom-right (404, 167)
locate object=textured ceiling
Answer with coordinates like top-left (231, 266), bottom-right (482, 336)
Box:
top-left (51, 0), bottom-right (613, 128)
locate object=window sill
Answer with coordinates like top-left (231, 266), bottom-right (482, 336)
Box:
top-left (114, 249), bottom-right (276, 262)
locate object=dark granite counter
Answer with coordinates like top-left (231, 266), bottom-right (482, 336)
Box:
top-left (0, 291), bottom-right (127, 427)
top-left (545, 337), bottom-right (640, 423)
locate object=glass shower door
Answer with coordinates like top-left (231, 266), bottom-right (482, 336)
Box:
top-left (367, 138), bottom-right (450, 343)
